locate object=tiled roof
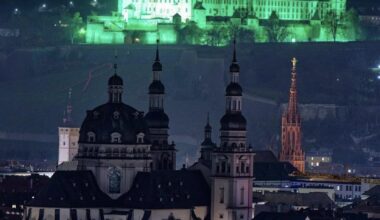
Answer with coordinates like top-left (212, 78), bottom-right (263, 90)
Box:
top-left (253, 162), bottom-right (296, 181)
top-left (27, 171), bottom-right (113, 208)
top-left (117, 170), bottom-right (210, 209)
top-left (253, 150), bottom-right (278, 163)
top-left (253, 191), bottom-right (335, 208)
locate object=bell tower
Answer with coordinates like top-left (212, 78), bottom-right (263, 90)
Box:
top-left (279, 58), bottom-right (305, 173)
top-left (146, 40), bottom-right (176, 170)
top-left (210, 41), bottom-right (254, 220)
top-left (58, 88), bottom-right (80, 165)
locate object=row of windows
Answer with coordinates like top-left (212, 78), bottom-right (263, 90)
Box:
top-left (130, 0), bottom-right (189, 3)
top-left (215, 161), bottom-right (250, 175)
top-left (87, 132), bottom-right (145, 144)
top-left (80, 146), bottom-right (149, 158)
top-left (255, 0), bottom-right (340, 8)
top-left (204, 0), bottom-right (246, 4)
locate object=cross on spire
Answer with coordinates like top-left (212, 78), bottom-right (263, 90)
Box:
top-left (291, 57), bottom-right (297, 69)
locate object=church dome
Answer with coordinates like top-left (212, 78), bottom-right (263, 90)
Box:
top-left (220, 113), bottom-right (246, 130)
top-left (79, 103), bottom-right (149, 144)
top-left (108, 74), bottom-right (123, 86)
top-left (145, 111), bottom-right (169, 129)
top-left (149, 81), bottom-right (165, 94)
top-left (226, 83), bottom-right (242, 96)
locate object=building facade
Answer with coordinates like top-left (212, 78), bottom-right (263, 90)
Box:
top-left (210, 41), bottom-right (254, 220)
top-left (58, 89), bottom-right (80, 165)
top-left (25, 43), bottom-right (255, 220)
top-left (279, 58), bottom-right (305, 173)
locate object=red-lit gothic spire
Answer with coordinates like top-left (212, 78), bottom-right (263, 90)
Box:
top-left (287, 57), bottom-right (298, 119)
top-left (279, 57), bottom-right (305, 173)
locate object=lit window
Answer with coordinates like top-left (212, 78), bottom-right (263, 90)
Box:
top-left (111, 132), bottom-right (122, 143)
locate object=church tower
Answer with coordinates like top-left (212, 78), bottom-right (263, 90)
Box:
top-left (146, 40), bottom-right (176, 170)
top-left (279, 58), bottom-right (305, 173)
top-left (210, 41), bottom-right (254, 220)
top-left (58, 88), bottom-right (80, 165)
top-left (199, 113), bottom-right (216, 166)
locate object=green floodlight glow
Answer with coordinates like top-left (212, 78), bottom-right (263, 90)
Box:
top-left (79, 28), bottom-right (86, 35)
top-left (84, 0), bottom-right (355, 45)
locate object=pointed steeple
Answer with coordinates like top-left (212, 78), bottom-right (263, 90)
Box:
top-left (287, 57), bottom-right (298, 119)
top-left (113, 50), bottom-right (118, 75)
top-left (155, 39), bottom-right (160, 62)
top-left (230, 38), bottom-right (240, 73)
top-left (280, 57), bottom-right (305, 173)
top-left (202, 113), bottom-right (213, 145)
top-left (152, 39), bottom-right (162, 72)
top-left (148, 39), bottom-right (165, 110)
top-left (63, 88), bottom-right (73, 126)
top-left (108, 51), bottom-right (123, 103)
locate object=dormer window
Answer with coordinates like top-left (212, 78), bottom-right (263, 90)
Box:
top-left (137, 132), bottom-right (145, 144)
top-left (111, 132), bottom-right (122, 143)
top-left (87, 132), bottom-right (96, 143)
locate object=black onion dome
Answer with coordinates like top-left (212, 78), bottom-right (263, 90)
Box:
top-left (79, 103), bottom-right (149, 144)
top-left (226, 83), bottom-right (242, 96)
top-left (152, 61), bottom-right (162, 71)
top-left (108, 74), bottom-right (123, 86)
top-left (230, 62), bottom-right (240, 72)
top-left (149, 81), bottom-right (165, 94)
top-left (220, 113), bottom-right (246, 130)
top-left (145, 111), bottom-right (169, 129)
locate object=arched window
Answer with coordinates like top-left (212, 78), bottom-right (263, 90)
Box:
top-left (137, 132), bottom-right (145, 144)
top-left (108, 167), bottom-right (121, 193)
top-left (87, 132), bottom-right (96, 143)
top-left (111, 132), bottom-right (122, 143)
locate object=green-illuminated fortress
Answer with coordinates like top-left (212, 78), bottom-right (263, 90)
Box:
top-left (86, 0), bottom-right (355, 44)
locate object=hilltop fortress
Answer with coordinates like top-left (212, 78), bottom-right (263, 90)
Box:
top-left (86, 0), bottom-right (358, 44)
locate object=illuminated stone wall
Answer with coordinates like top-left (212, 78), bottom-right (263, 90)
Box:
top-left (252, 0), bottom-right (346, 20)
top-left (118, 0), bottom-right (192, 22)
top-left (201, 0), bottom-right (249, 17)
top-left (85, 0), bottom-right (353, 44)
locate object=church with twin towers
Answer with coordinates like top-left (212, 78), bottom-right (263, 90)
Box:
top-left (29, 42), bottom-right (304, 220)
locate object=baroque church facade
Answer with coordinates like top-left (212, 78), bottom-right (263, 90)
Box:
top-left (24, 42), bottom-right (256, 220)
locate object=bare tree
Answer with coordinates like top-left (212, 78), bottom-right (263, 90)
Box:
top-left (324, 10), bottom-right (339, 42)
top-left (265, 11), bottom-right (288, 42)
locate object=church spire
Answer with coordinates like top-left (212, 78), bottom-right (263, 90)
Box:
top-left (155, 39), bottom-right (160, 62)
top-left (203, 113), bottom-right (212, 144)
top-left (279, 57), bottom-right (305, 173)
top-left (229, 39), bottom-right (240, 73)
top-left (152, 39), bottom-right (162, 72)
top-left (63, 88), bottom-right (73, 126)
top-left (108, 51), bottom-right (123, 103)
top-left (287, 57), bottom-right (298, 120)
